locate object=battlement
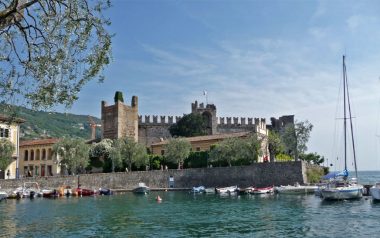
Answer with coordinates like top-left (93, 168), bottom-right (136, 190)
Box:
top-left (217, 117), bottom-right (266, 128)
top-left (191, 100), bottom-right (216, 111)
top-left (139, 115), bottom-right (182, 125)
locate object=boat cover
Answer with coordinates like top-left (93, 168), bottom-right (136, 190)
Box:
top-left (322, 169), bottom-right (348, 179)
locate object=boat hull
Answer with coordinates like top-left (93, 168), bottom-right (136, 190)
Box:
top-left (370, 187), bottom-right (380, 200)
top-left (275, 186), bottom-right (317, 194)
top-left (321, 187), bottom-right (363, 200)
top-left (133, 187), bottom-right (150, 194)
top-left (0, 191), bottom-right (7, 200)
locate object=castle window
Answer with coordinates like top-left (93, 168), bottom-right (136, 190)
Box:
top-left (196, 147), bottom-right (201, 152)
top-left (24, 150), bottom-right (29, 161)
top-left (161, 150), bottom-right (165, 155)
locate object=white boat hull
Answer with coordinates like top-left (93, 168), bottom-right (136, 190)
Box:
top-left (370, 187), bottom-right (380, 200)
top-left (0, 191), bottom-right (7, 200)
top-left (321, 186), bottom-right (363, 200)
top-left (275, 185), bottom-right (317, 194)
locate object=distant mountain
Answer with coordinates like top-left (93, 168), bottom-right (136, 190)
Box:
top-left (0, 104), bottom-right (101, 141)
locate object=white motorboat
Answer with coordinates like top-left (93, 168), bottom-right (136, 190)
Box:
top-left (370, 183), bottom-right (380, 200)
top-left (9, 182), bottom-right (41, 198)
top-left (191, 186), bottom-right (205, 193)
top-left (0, 190), bottom-right (7, 200)
top-left (133, 182), bottom-right (150, 194)
top-left (216, 185), bottom-right (238, 194)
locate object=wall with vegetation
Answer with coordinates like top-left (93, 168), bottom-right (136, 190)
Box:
top-left (0, 161), bottom-right (311, 191)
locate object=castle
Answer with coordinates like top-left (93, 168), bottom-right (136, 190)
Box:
top-left (101, 92), bottom-right (294, 151)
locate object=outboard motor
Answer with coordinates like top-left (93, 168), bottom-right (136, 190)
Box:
top-left (29, 191), bottom-right (35, 199)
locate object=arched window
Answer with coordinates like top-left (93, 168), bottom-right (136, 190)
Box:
top-left (36, 149), bottom-right (40, 160)
top-left (42, 149), bottom-right (46, 160)
top-left (24, 150), bottom-right (28, 161)
top-left (31, 150), bottom-right (34, 161)
top-left (48, 148), bottom-right (52, 160)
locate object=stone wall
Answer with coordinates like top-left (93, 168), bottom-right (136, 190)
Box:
top-left (0, 161), bottom-right (309, 191)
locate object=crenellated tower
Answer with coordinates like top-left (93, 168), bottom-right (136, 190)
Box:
top-left (191, 101), bottom-right (217, 135)
top-left (101, 91), bottom-right (138, 141)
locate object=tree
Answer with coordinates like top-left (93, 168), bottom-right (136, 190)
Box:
top-left (299, 152), bottom-right (325, 165)
top-left (52, 137), bottom-right (90, 174)
top-left (164, 138), bottom-right (191, 169)
top-left (209, 137), bottom-right (243, 167)
top-left (281, 120), bottom-right (313, 161)
top-left (0, 0), bottom-right (112, 109)
top-left (241, 134), bottom-right (263, 164)
top-left (89, 138), bottom-right (116, 172)
top-left (268, 130), bottom-right (285, 162)
top-left (169, 113), bottom-right (208, 137)
top-left (0, 139), bottom-right (15, 171)
top-left (111, 137), bottom-right (148, 172)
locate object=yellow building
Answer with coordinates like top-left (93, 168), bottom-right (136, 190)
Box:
top-left (0, 114), bottom-right (25, 179)
top-left (151, 132), bottom-right (269, 163)
top-left (19, 138), bottom-right (61, 177)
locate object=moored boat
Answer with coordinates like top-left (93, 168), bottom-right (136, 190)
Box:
top-left (275, 184), bottom-right (317, 194)
top-left (252, 186), bottom-right (274, 194)
top-left (204, 187), bottom-right (216, 194)
top-left (320, 56), bottom-right (363, 201)
top-left (216, 185), bottom-right (238, 194)
top-left (370, 183), bottom-right (380, 200)
top-left (237, 186), bottom-right (254, 195)
top-left (41, 189), bottom-right (60, 198)
top-left (133, 182), bottom-right (150, 194)
top-left (74, 187), bottom-right (96, 196)
top-left (99, 188), bottom-right (113, 195)
top-left (0, 190), bottom-right (7, 201)
top-left (191, 186), bottom-right (205, 193)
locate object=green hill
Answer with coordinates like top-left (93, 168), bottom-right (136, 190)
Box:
top-left (0, 104), bottom-right (101, 141)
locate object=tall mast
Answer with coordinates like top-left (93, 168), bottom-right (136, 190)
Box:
top-left (345, 57), bottom-right (359, 178)
top-left (343, 55), bottom-right (347, 173)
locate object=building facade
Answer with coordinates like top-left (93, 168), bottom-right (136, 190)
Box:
top-left (0, 115), bottom-right (24, 179)
top-left (101, 91), bottom-right (293, 163)
top-left (19, 138), bottom-right (61, 177)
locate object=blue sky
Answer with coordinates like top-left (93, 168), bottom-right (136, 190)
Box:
top-left (66, 0), bottom-right (380, 171)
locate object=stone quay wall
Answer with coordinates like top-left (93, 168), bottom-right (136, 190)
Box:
top-left (0, 161), bottom-right (308, 191)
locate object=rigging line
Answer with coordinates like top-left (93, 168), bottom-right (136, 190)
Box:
top-left (332, 58), bottom-right (343, 171)
top-left (343, 55), bottom-right (347, 174)
top-left (345, 56), bottom-right (358, 179)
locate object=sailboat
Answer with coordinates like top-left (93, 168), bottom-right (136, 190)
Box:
top-left (320, 55), bottom-right (363, 200)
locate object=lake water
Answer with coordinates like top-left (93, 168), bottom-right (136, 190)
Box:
top-left (1, 171), bottom-right (380, 237)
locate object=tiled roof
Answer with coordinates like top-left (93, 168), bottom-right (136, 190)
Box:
top-left (20, 138), bottom-right (60, 147)
top-left (0, 114), bottom-right (25, 123)
top-left (151, 132), bottom-right (251, 146)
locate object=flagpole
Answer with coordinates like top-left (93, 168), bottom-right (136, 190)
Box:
top-left (203, 90), bottom-right (208, 105)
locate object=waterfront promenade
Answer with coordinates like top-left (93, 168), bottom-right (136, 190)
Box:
top-left (0, 161), bottom-right (316, 192)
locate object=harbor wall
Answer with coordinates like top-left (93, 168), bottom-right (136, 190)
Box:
top-left (0, 161), bottom-right (309, 190)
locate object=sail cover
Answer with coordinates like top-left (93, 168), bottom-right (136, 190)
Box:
top-left (322, 169), bottom-right (348, 180)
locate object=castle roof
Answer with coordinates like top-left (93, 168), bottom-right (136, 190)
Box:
top-left (20, 138), bottom-right (60, 147)
top-left (151, 132), bottom-right (251, 146)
